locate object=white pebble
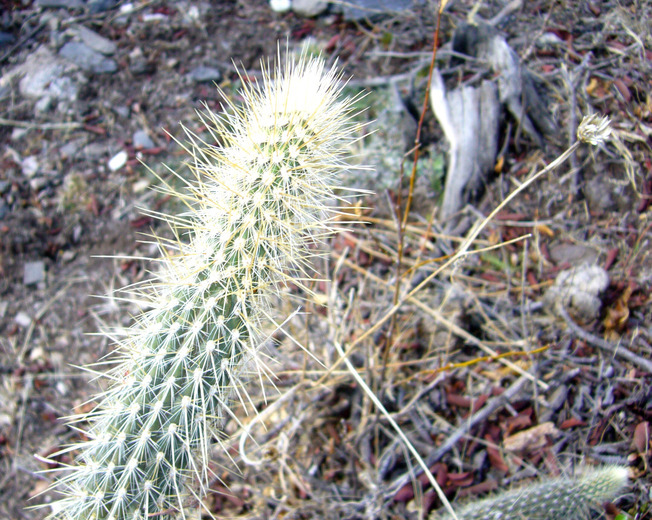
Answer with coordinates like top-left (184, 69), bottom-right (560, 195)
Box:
top-left (14, 311), bottom-right (32, 328)
top-left (270, 0), bottom-right (291, 12)
top-left (108, 151), bottom-right (128, 171)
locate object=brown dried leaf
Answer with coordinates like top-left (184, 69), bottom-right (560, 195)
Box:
top-left (446, 392), bottom-right (471, 408)
top-left (457, 479), bottom-right (499, 498)
top-left (503, 422), bottom-right (558, 452)
top-left (613, 78), bottom-right (632, 103)
top-left (73, 401), bottom-right (98, 415)
top-left (28, 479), bottom-right (50, 499)
top-left (559, 417), bottom-right (586, 429)
top-left (503, 413), bottom-right (532, 436)
top-left (633, 421), bottom-right (650, 454)
top-left (447, 471), bottom-right (474, 487)
top-left (586, 77), bottom-right (600, 96)
top-left (485, 434), bottom-right (509, 472)
top-left (603, 285), bottom-right (632, 334)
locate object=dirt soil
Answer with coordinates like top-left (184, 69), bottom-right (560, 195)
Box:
top-left (0, 1), bottom-right (650, 519)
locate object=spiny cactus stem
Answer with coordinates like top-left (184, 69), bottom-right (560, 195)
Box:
top-left (434, 466), bottom-right (629, 520)
top-left (44, 53), bottom-right (362, 520)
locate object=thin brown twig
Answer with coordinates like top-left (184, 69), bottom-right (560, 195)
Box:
top-left (384, 375), bottom-right (530, 501)
top-left (376, 0), bottom-right (446, 460)
top-left (381, 0), bottom-right (445, 410)
top-left (557, 304), bottom-right (652, 374)
top-left (401, 1), bottom-right (444, 230)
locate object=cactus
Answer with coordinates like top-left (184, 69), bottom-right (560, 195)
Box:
top-left (434, 465), bottom-right (629, 520)
top-left (45, 53), bottom-right (361, 520)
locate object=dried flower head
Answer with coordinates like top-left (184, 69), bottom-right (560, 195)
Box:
top-left (577, 114), bottom-right (612, 146)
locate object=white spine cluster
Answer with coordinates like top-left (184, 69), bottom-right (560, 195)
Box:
top-left (436, 466), bottom-right (628, 520)
top-left (46, 54), bottom-right (361, 520)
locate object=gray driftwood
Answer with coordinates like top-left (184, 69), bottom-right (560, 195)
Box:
top-left (452, 22), bottom-right (556, 144)
top-left (431, 71), bottom-right (499, 220)
top-left (431, 22), bottom-right (555, 221)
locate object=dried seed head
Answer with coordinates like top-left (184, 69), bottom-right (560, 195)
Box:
top-left (577, 114), bottom-right (612, 146)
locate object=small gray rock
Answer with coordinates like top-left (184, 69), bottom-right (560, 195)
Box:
top-left (0, 200), bottom-right (8, 220)
top-left (270, 0), bottom-right (292, 12)
top-left (21, 156), bottom-right (39, 177)
top-left (14, 311), bottom-right (32, 328)
top-left (88, 0), bottom-right (119, 14)
top-left (30, 177), bottom-right (49, 191)
top-left (72, 24), bottom-right (117, 55)
top-left (59, 139), bottom-right (83, 159)
top-left (549, 243), bottom-right (599, 266)
top-left (128, 47), bottom-right (151, 75)
top-left (129, 58), bottom-right (150, 75)
top-left (292, 0), bottom-right (328, 17)
top-left (188, 66), bottom-right (221, 83)
top-left (133, 130), bottom-right (155, 150)
top-left (0, 32), bottom-right (15, 48)
top-left (340, 0), bottom-right (421, 20)
top-left (11, 127), bottom-right (29, 141)
top-left (35, 0), bottom-right (84, 7)
top-left (113, 105), bottom-right (130, 118)
top-left (14, 46), bottom-right (66, 98)
top-left (35, 95), bottom-right (54, 113)
top-left (584, 174), bottom-right (633, 213)
top-left (59, 41), bottom-right (117, 74)
top-left (82, 142), bottom-right (107, 159)
top-left (584, 175), bottom-right (615, 212)
top-left (24, 261), bottom-right (46, 286)
top-left (46, 76), bottom-right (79, 101)
top-left (350, 86), bottom-right (417, 191)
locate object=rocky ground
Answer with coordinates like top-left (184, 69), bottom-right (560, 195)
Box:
top-left (0, 1), bottom-right (650, 519)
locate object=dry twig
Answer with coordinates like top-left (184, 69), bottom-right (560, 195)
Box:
top-left (558, 304), bottom-right (652, 374)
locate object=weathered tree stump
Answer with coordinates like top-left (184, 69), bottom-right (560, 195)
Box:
top-left (431, 22), bottom-right (555, 222)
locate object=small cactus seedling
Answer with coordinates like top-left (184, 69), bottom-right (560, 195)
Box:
top-left (434, 465), bottom-right (629, 520)
top-left (44, 53), bottom-right (362, 520)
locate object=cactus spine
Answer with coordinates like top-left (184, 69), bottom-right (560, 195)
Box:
top-left (435, 466), bottom-right (628, 520)
top-left (46, 54), bottom-right (360, 520)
